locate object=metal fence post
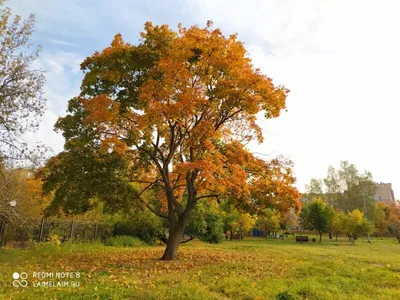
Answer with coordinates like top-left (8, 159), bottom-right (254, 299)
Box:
top-left (69, 218), bottom-right (74, 241)
top-left (94, 222), bottom-right (98, 240)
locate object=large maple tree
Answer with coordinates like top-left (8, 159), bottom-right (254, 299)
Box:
top-left (43, 22), bottom-right (301, 260)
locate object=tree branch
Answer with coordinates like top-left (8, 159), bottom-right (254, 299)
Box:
top-left (135, 194), bottom-right (167, 219)
top-left (180, 237), bottom-right (194, 244)
top-left (195, 194), bottom-right (219, 201)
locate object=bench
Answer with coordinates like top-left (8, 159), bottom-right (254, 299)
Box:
top-left (296, 236), bottom-right (309, 242)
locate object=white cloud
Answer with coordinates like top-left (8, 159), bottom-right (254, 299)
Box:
top-left (37, 51), bottom-right (83, 112)
top-left (48, 39), bottom-right (79, 47)
top-left (23, 109), bottom-right (64, 155)
top-left (23, 51), bottom-right (83, 157)
top-left (182, 0), bottom-right (400, 195)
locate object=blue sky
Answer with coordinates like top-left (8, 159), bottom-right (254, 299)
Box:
top-left (7, 0), bottom-right (400, 196)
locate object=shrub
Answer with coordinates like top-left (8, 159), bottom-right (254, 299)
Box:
top-left (185, 201), bottom-right (224, 244)
top-left (47, 234), bottom-right (61, 246)
top-left (104, 235), bottom-right (145, 247)
top-left (114, 210), bottom-right (163, 244)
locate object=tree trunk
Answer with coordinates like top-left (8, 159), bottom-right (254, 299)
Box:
top-left (329, 231), bottom-right (332, 239)
top-left (319, 232), bottom-right (322, 243)
top-left (161, 222), bottom-right (185, 260)
top-left (335, 232), bottom-right (338, 241)
top-left (161, 172), bottom-right (197, 260)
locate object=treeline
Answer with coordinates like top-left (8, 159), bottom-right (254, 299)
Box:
top-left (1, 164), bottom-right (399, 247)
top-left (113, 200), bottom-right (299, 244)
top-left (2, 161), bottom-right (400, 246)
top-left (0, 165), bottom-right (297, 246)
top-left (0, 166), bottom-right (110, 246)
top-left (301, 161), bottom-right (400, 242)
top-left (299, 198), bottom-right (400, 243)
top-left (304, 161), bottom-right (380, 212)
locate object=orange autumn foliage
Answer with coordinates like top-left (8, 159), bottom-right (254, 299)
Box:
top-left (53, 21), bottom-right (301, 259)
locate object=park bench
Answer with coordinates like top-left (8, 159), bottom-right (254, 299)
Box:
top-left (296, 236), bottom-right (309, 242)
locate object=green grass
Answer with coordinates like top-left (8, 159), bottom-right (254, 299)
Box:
top-left (0, 236), bottom-right (399, 299)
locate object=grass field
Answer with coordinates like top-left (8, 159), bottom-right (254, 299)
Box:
top-left (1, 236), bottom-right (399, 299)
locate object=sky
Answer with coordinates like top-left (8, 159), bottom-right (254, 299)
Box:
top-left (7, 0), bottom-right (400, 196)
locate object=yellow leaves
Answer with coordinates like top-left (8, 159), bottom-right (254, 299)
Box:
top-left (230, 213), bottom-right (256, 235)
top-left (348, 209), bottom-right (364, 224)
top-left (111, 33), bottom-right (124, 48)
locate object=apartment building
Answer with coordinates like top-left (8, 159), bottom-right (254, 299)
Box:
top-left (374, 183), bottom-right (395, 205)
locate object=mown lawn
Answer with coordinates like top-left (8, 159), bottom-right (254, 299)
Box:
top-left (0, 236), bottom-right (399, 299)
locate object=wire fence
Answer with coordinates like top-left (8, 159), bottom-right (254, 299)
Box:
top-left (0, 217), bottom-right (115, 248)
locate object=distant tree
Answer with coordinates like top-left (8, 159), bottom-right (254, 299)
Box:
top-left (220, 200), bottom-right (238, 240)
top-left (0, 1), bottom-right (46, 165)
top-left (330, 211), bottom-right (345, 241)
top-left (185, 200), bottom-right (224, 244)
top-left (388, 204), bottom-right (400, 243)
top-left (343, 209), bottom-right (362, 242)
top-left (300, 198), bottom-right (333, 243)
top-left (305, 161), bottom-right (377, 212)
top-left (325, 205), bottom-right (336, 239)
top-left (0, 167), bottom-right (50, 220)
top-left (344, 171), bottom-right (377, 212)
top-left (373, 202), bottom-right (389, 237)
top-left (230, 213), bottom-right (255, 240)
top-left (304, 178), bottom-right (324, 203)
top-left (323, 166), bottom-right (341, 206)
top-left (342, 209), bottom-right (374, 243)
top-left (281, 208), bottom-right (298, 231)
top-left (356, 218), bottom-right (375, 242)
top-left (0, 166), bottom-right (51, 244)
top-left (256, 208), bottom-right (280, 239)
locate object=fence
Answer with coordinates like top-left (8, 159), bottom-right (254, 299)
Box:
top-left (0, 217), bottom-right (115, 247)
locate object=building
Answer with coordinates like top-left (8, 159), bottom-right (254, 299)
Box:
top-left (374, 183), bottom-right (395, 206)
